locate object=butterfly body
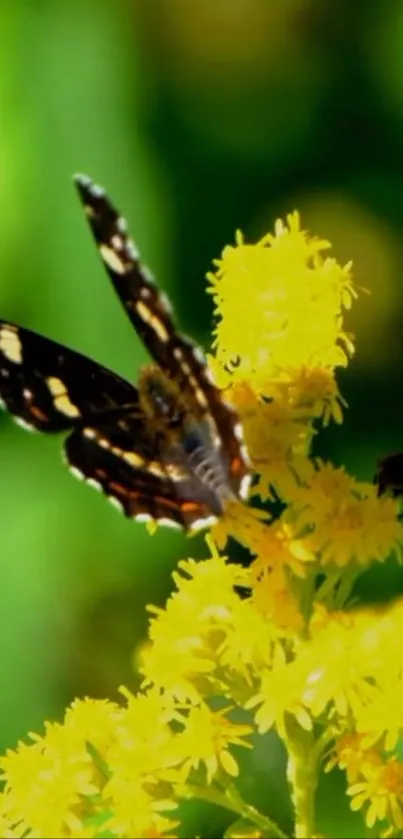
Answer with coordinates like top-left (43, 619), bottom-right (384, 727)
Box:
top-left (0, 175), bottom-right (251, 530)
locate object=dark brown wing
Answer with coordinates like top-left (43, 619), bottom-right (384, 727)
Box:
top-left (65, 416), bottom-right (218, 530)
top-left (0, 321), bottom-right (218, 529)
top-left (73, 174), bottom-right (250, 500)
top-left (375, 452), bottom-right (403, 497)
top-left (0, 320), bottom-right (138, 431)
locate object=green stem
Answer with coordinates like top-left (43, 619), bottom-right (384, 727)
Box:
top-left (225, 781), bottom-right (288, 838)
top-left (283, 717), bottom-right (320, 839)
top-left (333, 565), bottom-right (360, 609)
top-left (179, 781), bottom-right (288, 839)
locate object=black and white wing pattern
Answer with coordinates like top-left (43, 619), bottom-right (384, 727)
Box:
top-left (65, 416), bottom-right (219, 530)
top-left (0, 321), bottom-right (138, 432)
top-left (0, 322), bottom-right (219, 529)
top-left (0, 175), bottom-right (251, 531)
top-left (74, 174), bottom-right (249, 498)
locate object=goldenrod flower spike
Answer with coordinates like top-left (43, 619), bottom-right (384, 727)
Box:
top-left (1, 211), bottom-right (403, 838)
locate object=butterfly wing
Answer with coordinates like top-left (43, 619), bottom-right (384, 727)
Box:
top-left (0, 320), bottom-right (138, 431)
top-left (0, 320), bottom-right (217, 528)
top-left (65, 416), bottom-right (218, 530)
top-left (74, 175), bottom-right (250, 500)
top-left (375, 452), bottom-right (403, 497)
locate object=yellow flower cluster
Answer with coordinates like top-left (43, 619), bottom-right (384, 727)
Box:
top-left (0, 687), bottom-right (252, 838)
top-left (1, 211), bottom-right (403, 838)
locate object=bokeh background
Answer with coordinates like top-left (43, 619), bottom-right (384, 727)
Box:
top-left (2, 1), bottom-right (403, 835)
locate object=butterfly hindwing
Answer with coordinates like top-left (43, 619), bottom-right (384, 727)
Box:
top-left (65, 416), bottom-right (217, 529)
top-left (0, 320), bottom-right (138, 432)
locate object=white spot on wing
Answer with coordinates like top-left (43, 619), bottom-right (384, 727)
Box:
top-left (46, 376), bottom-right (80, 418)
top-left (192, 346), bottom-right (206, 366)
top-left (14, 416), bottom-right (36, 432)
top-left (111, 233), bottom-right (124, 251)
top-left (126, 239), bottom-right (140, 261)
top-left (240, 443), bottom-right (251, 468)
top-left (239, 473), bottom-right (252, 500)
top-left (203, 368), bottom-right (215, 385)
top-left (47, 376), bottom-right (65, 397)
top-left (141, 265), bottom-right (156, 286)
top-left (100, 243), bottom-right (126, 275)
top-left (0, 326), bottom-right (22, 364)
top-left (69, 465), bottom-right (85, 481)
top-left (74, 173), bottom-right (92, 187)
top-left (86, 478), bottom-right (102, 492)
top-left (116, 216), bottom-right (127, 234)
top-left (89, 182), bottom-right (105, 198)
top-left (188, 515), bottom-right (218, 531)
top-left (179, 360), bottom-right (192, 375)
top-left (135, 301), bottom-right (170, 342)
top-left (135, 512), bottom-right (153, 524)
top-left (159, 290), bottom-right (173, 314)
top-left (108, 496), bottom-right (124, 513)
top-left (157, 517), bottom-right (182, 530)
top-left (83, 428), bottom-right (96, 440)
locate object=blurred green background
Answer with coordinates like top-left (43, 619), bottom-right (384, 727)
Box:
top-left (2, 1), bottom-right (403, 835)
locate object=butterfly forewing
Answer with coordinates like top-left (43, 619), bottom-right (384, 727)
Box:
top-left (0, 321), bottom-right (138, 431)
top-left (0, 174), bottom-right (251, 531)
top-left (74, 174), bottom-right (250, 500)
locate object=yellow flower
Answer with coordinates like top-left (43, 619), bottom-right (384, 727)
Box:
top-left (3, 201), bottom-right (403, 839)
top-left (300, 608), bottom-right (380, 719)
top-left (348, 757), bottom-right (403, 830)
top-left (247, 643), bottom-right (312, 737)
top-left (250, 564), bottom-right (304, 632)
top-left (226, 383), bottom-right (312, 502)
top-left (208, 213), bottom-right (356, 396)
top-left (110, 688), bottom-right (183, 778)
top-left (141, 549), bottom-right (250, 702)
top-left (251, 521), bottom-right (316, 580)
top-left (0, 722), bottom-right (99, 838)
top-left (175, 704), bottom-right (252, 784)
top-left (293, 463), bottom-right (402, 567)
top-left (103, 779), bottom-right (179, 839)
top-left (0, 793), bottom-right (21, 838)
top-left (324, 733), bottom-right (382, 784)
top-left (64, 697), bottom-right (121, 754)
top-left (270, 365), bottom-right (347, 426)
top-left (216, 596), bottom-right (274, 683)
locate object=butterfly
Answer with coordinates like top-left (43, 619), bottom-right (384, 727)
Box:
top-left (0, 175), bottom-right (251, 530)
top-left (375, 452), bottom-right (403, 499)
